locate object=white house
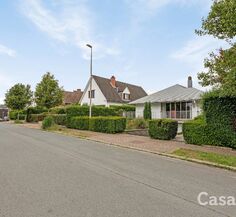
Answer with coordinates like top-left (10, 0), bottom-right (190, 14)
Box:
top-left (130, 77), bottom-right (203, 120)
top-left (80, 75), bottom-right (147, 107)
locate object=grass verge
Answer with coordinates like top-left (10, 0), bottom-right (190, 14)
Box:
top-left (172, 148), bottom-right (236, 168)
top-left (46, 125), bottom-right (88, 139)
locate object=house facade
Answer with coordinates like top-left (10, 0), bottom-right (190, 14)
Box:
top-left (80, 75), bottom-right (147, 107)
top-left (131, 77), bottom-right (203, 120)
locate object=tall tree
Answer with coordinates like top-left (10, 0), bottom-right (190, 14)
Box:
top-left (196, 0), bottom-right (236, 96)
top-left (35, 72), bottom-right (63, 109)
top-left (196, 0), bottom-right (236, 41)
top-left (5, 83), bottom-right (33, 110)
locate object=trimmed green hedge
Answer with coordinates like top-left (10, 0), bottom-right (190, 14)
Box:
top-left (148, 119), bottom-right (178, 140)
top-left (183, 93), bottom-right (236, 148)
top-left (183, 120), bottom-right (236, 148)
top-left (89, 117), bottom-right (126, 133)
top-left (66, 105), bottom-right (118, 117)
top-left (110, 105), bottom-right (135, 112)
top-left (51, 114), bottom-right (67, 125)
top-left (26, 107), bottom-right (48, 122)
top-left (66, 116), bottom-right (89, 130)
top-left (49, 107), bottom-right (66, 114)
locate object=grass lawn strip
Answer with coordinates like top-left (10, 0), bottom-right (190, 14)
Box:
top-left (172, 148), bottom-right (236, 168)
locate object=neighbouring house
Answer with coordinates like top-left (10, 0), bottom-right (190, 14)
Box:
top-left (130, 77), bottom-right (203, 120)
top-left (0, 105), bottom-right (8, 120)
top-left (79, 75), bottom-right (147, 107)
top-left (63, 89), bottom-right (83, 105)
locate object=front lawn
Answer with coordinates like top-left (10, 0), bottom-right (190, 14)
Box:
top-left (172, 148), bottom-right (236, 168)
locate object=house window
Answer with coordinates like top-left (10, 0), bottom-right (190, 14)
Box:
top-left (164, 101), bottom-right (192, 119)
top-left (123, 93), bottom-right (130, 100)
top-left (88, 90), bottom-right (95, 98)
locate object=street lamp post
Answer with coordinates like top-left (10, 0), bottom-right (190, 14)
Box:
top-left (86, 44), bottom-right (93, 118)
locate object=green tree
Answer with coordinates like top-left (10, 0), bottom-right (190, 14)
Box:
top-left (5, 83), bottom-right (33, 119)
top-left (198, 45), bottom-right (236, 96)
top-left (196, 0), bottom-right (236, 41)
top-left (35, 72), bottom-right (63, 109)
top-left (196, 0), bottom-right (236, 96)
top-left (143, 102), bottom-right (152, 120)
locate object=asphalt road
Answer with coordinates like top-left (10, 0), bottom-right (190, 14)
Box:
top-left (0, 123), bottom-right (235, 217)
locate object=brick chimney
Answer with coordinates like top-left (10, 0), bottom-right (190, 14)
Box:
top-left (110, 76), bottom-right (116, 88)
top-left (187, 76), bottom-right (193, 88)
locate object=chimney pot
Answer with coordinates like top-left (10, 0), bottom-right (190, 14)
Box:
top-left (188, 76), bottom-right (193, 88)
top-left (110, 76), bottom-right (116, 88)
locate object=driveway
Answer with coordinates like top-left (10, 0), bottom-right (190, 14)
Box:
top-left (0, 123), bottom-right (235, 217)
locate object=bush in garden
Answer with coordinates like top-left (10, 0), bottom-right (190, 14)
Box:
top-left (66, 105), bottom-right (118, 117)
top-left (9, 110), bottom-right (26, 120)
top-left (89, 117), bottom-right (126, 133)
top-left (66, 116), bottom-right (89, 130)
top-left (27, 113), bottom-right (47, 122)
top-left (26, 107), bottom-right (48, 122)
top-left (148, 119), bottom-right (178, 140)
top-left (126, 118), bottom-right (148, 130)
top-left (49, 107), bottom-right (66, 114)
top-left (42, 116), bottom-right (55, 130)
top-left (51, 114), bottom-right (67, 125)
top-left (183, 92), bottom-right (236, 148)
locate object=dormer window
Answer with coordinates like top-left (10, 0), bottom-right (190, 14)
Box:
top-left (123, 93), bottom-right (130, 100)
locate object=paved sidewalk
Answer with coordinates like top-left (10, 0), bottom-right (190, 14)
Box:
top-left (17, 122), bottom-right (236, 157)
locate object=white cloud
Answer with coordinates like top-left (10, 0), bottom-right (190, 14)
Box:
top-left (126, 0), bottom-right (212, 22)
top-left (0, 44), bottom-right (16, 57)
top-left (20, 0), bottom-right (120, 59)
top-left (170, 36), bottom-right (229, 72)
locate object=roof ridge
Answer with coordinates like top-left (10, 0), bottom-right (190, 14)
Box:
top-left (92, 74), bottom-right (143, 88)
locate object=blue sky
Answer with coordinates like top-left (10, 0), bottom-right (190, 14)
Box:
top-left (0, 0), bottom-right (228, 103)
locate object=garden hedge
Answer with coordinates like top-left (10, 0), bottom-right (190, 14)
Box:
top-left (183, 120), bottom-right (236, 148)
top-left (49, 107), bottom-right (66, 114)
top-left (51, 114), bottom-right (67, 125)
top-left (148, 119), bottom-right (178, 140)
top-left (66, 105), bottom-right (118, 117)
top-left (27, 113), bottom-right (47, 122)
top-left (66, 116), bottom-right (89, 130)
top-left (89, 117), bottom-right (126, 133)
top-left (183, 93), bottom-right (236, 148)
top-left (26, 107), bottom-right (48, 122)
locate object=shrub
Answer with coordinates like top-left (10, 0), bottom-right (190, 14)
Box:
top-left (66, 116), bottom-right (89, 130)
top-left (9, 110), bottom-right (26, 120)
top-left (26, 106), bottom-right (48, 122)
top-left (42, 116), bottom-right (55, 130)
top-left (183, 119), bottom-right (236, 148)
top-left (49, 106), bottom-right (66, 114)
top-left (148, 119), bottom-right (178, 140)
top-left (66, 105), bottom-right (118, 117)
top-left (143, 102), bottom-right (152, 120)
top-left (183, 92), bottom-right (236, 148)
top-left (126, 118), bottom-right (148, 130)
top-left (89, 117), bottom-right (126, 133)
top-left (50, 114), bottom-right (67, 125)
top-left (110, 105), bottom-right (135, 112)
top-left (27, 113), bottom-right (47, 122)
